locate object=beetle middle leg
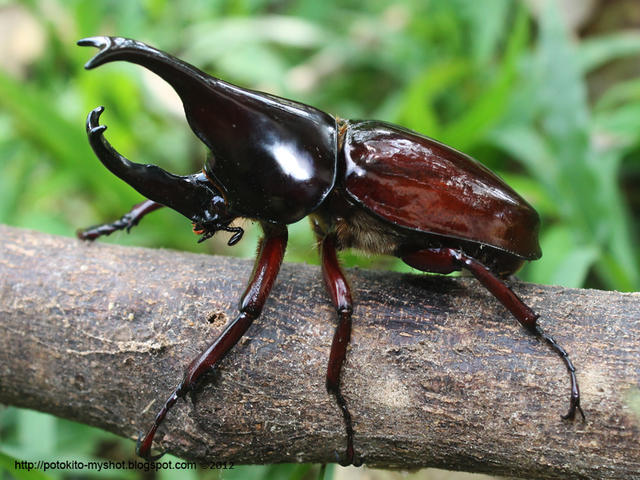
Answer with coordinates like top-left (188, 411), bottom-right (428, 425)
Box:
top-left (77, 199), bottom-right (163, 240)
top-left (401, 247), bottom-right (584, 421)
top-left (318, 232), bottom-right (361, 466)
top-left (136, 223), bottom-right (288, 459)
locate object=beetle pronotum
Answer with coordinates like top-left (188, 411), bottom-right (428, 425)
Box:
top-left (77, 36), bottom-right (584, 465)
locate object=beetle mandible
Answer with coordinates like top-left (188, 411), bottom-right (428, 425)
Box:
top-left (77, 36), bottom-right (584, 465)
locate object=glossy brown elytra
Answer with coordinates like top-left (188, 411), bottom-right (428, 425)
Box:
top-left (77, 36), bottom-right (584, 465)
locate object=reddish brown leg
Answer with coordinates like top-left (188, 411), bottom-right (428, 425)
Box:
top-left (402, 247), bottom-right (584, 421)
top-left (136, 223), bottom-right (288, 459)
top-left (77, 199), bottom-right (163, 240)
top-left (319, 233), bottom-right (360, 466)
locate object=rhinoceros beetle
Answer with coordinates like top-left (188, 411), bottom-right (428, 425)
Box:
top-left (77, 36), bottom-right (584, 465)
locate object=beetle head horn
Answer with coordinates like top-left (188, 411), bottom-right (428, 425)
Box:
top-left (85, 106), bottom-right (229, 229)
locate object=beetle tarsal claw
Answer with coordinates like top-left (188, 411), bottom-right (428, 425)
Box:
top-left (135, 432), bottom-right (166, 461)
top-left (562, 399), bottom-right (586, 422)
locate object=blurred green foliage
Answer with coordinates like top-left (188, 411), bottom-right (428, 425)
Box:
top-left (1, 0), bottom-right (639, 479)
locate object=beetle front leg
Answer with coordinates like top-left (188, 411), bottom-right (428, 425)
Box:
top-left (402, 247), bottom-right (584, 422)
top-left (136, 223), bottom-right (288, 459)
top-left (77, 199), bottom-right (163, 240)
top-left (318, 233), bottom-right (361, 466)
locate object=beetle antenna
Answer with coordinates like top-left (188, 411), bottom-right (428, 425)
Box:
top-left (223, 226), bottom-right (244, 246)
top-left (195, 225), bottom-right (243, 245)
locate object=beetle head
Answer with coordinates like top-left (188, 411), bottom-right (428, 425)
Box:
top-left (188, 178), bottom-right (244, 245)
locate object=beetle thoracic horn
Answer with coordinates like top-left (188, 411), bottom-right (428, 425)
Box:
top-left (85, 106), bottom-right (216, 222)
top-left (76, 35), bottom-right (257, 151)
top-left (77, 36), bottom-right (209, 97)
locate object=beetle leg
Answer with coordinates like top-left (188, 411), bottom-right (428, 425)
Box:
top-left (318, 233), bottom-right (360, 466)
top-left (402, 247), bottom-right (584, 422)
top-left (136, 223), bottom-right (288, 459)
top-left (77, 199), bottom-right (163, 241)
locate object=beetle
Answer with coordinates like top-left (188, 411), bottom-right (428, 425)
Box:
top-left (77, 36), bottom-right (584, 465)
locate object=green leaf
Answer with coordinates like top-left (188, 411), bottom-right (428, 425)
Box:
top-left (321, 463), bottom-right (335, 480)
top-left (578, 32), bottom-right (640, 73)
top-left (158, 454), bottom-right (199, 480)
top-left (216, 43), bottom-right (288, 89)
top-left (595, 77), bottom-right (640, 110)
top-left (184, 16), bottom-right (327, 68)
top-left (499, 173), bottom-right (557, 218)
top-left (488, 124), bottom-right (558, 189)
top-left (534, 0), bottom-right (589, 146)
top-left (527, 225), bottom-right (599, 288)
top-left (393, 59), bottom-right (469, 138)
top-left (596, 253), bottom-right (638, 293)
top-left (460, 0), bottom-right (512, 64)
top-left (0, 451), bottom-right (53, 480)
top-left (18, 411), bottom-right (55, 457)
top-left (0, 69), bottom-right (134, 203)
top-left (440, 2), bottom-right (529, 149)
top-left (222, 465), bottom-right (269, 480)
top-left (588, 150), bottom-right (639, 290)
top-left (594, 102), bottom-right (640, 144)
top-left (550, 247), bottom-right (600, 288)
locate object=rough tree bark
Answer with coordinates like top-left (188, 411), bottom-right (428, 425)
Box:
top-left (0, 224), bottom-right (638, 479)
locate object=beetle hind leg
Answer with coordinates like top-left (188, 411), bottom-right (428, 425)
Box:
top-left (318, 233), bottom-right (362, 466)
top-left (401, 247), bottom-right (584, 422)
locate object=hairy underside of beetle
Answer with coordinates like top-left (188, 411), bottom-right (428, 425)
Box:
top-left (313, 211), bottom-right (401, 257)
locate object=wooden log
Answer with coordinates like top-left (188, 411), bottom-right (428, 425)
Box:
top-left (0, 224), bottom-right (638, 479)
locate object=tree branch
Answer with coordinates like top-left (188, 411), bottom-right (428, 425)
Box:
top-left (0, 225), bottom-right (639, 478)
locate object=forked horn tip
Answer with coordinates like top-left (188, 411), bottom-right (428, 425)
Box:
top-left (86, 106), bottom-right (106, 133)
top-left (77, 36), bottom-right (109, 48)
top-left (77, 36), bottom-right (115, 69)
